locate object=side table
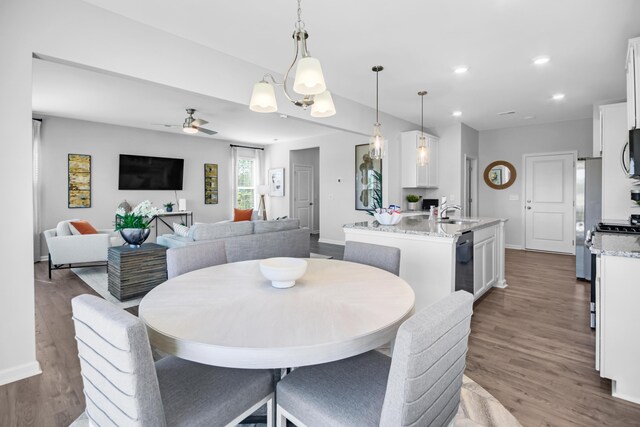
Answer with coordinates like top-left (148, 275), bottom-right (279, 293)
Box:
top-left (108, 243), bottom-right (167, 301)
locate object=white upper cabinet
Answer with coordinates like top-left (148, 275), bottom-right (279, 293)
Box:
top-left (400, 130), bottom-right (439, 188)
top-left (627, 38), bottom-right (640, 130)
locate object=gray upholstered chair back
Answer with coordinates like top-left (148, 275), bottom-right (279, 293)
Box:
top-left (380, 291), bottom-right (474, 426)
top-left (166, 240), bottom-right (227, 279)
top-left (72, 295), bottom-right (167, 427)
top-left (343, 241), bottom-right (401, 276)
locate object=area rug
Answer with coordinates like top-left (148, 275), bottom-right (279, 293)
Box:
top-left (71, 267), bottom-right (142, 309)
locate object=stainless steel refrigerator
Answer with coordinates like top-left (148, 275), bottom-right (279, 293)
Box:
top-left (576, 158), bottom-right (602, 280)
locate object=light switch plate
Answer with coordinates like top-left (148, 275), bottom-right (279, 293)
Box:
top-left (509, 194), bottom-right (520, 201)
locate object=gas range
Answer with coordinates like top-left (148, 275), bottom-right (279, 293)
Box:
top-left (596, 221), bottom-right (640, 235)
top-left (596, 222), bottom-right (640, 234)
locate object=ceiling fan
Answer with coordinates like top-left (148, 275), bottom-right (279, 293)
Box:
top-left (154, 108), bottom-right (218, 135)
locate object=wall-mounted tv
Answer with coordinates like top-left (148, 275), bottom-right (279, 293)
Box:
top-left (118, 154), bottom-right (184, 190)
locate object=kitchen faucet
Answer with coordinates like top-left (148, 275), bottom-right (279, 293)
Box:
top-left (439, 202), bottom-right (463, 219)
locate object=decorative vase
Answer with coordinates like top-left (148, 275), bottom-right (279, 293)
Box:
top-left (120, 228), bottom-right (151, 248)
top-left (118, 200), bottom-right (132, 213)
top-left (166, 206), bottom-right (173, 212)
top-left (407, 202), bottom-right (417, 211)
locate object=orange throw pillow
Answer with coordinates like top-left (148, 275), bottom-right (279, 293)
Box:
top-left (234, 208), bottom-right (253, 222)
top-left (69, 220), bottom-right (98, 235)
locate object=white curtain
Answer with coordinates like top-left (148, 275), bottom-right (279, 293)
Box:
top-left (257, 149), bottom-right (265, 186)
top-left (32, 120), bottom-right (42, 262)
top-left (230, 146), bottom-right (239, 216)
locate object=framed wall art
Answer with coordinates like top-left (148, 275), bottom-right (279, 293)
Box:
top-left (204, 163), bottom-right (219, 204)
top-left (68, 153), bottom-right (91, 208)
top-left (269, 167), bottom-right (285, 197)
top-left (355, 144), bottom-right (382, 211)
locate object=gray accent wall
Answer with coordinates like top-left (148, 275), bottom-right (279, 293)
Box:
top-left (478, 118), bottom-right (592, 248)
top-left (39, 117), bottom-right (234, 255)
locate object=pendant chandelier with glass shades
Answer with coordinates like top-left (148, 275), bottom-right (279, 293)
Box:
top-left (249, 0), bottom-right (336, 118)
top-left (369, 65), bottom-right (386, 160)
top-left (417, 91), bottom-right (429, 166)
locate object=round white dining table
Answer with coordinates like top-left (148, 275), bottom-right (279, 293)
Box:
top-left (139, 258), bottom-right (415, 369)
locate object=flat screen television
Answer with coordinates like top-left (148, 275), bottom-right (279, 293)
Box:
top-left (118, 154), bottom-right (184, 190)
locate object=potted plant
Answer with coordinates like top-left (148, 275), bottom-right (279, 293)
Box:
top-left (163, 202), bottom-right (175, 212)
top-left (115, 200), bottom-right (163, 248)
top-left (406, 194), bottom-right (422, 211)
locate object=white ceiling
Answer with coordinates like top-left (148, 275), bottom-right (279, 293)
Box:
top-left (79, 0), bottom-right (640, 131)
top-left (32, 59), bottom-right (338, 144)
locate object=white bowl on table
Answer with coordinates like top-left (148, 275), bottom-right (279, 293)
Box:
top-left (259, 257), bottom-right (308, 289)
top-left (373, 211), bottom-right (403, 226)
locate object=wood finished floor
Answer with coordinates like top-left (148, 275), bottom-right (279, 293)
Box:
top-left (1, 248), bottom-right (640, 426)
top-left (465, 250), bottom-right (640, 426)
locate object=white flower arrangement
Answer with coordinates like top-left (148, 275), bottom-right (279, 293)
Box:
top-left (115, 200), bottom-right (164, 230)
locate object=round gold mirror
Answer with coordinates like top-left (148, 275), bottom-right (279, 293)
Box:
top-left (483, 160), bottom-right (517, 190)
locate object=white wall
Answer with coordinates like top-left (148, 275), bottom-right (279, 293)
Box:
top-left (0, 0), bottom-right (40, 386)
top-left (39, 117), bottom-right (235, 254)
top-left (267, 131), bottom-right (404, 245)
top-left (479, 118), bottom-right (593, 248)
top-left (289, 148), bottom-right (320, 232)
top-left (1, 0), bottom-right (417, 383)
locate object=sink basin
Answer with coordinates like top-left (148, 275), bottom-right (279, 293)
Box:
top-left (436, 218), bottom-right (481, 225)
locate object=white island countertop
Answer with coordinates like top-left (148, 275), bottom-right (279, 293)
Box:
top-left (343, 215), bottom-right (506, 238)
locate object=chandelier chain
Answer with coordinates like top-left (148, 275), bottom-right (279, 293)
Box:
top-left (295, 0), bottom-right (305, 30)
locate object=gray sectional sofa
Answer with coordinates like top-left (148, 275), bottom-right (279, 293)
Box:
top-left (156, 219), bottom-right (310, 263)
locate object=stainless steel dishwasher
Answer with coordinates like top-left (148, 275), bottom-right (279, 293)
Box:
top-left (455, 231), bottom-right (474, 295)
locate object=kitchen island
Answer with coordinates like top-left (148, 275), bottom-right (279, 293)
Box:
top-left (343, 215), bottom-right (507, 312)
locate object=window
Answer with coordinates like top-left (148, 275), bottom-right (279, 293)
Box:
top-left (236, 157), bottom-right (256, 210)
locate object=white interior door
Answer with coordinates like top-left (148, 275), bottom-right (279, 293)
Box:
top-left (293, 164), bottom-right (313, 229)
top-left (524, 153), bottom-right (575, 253)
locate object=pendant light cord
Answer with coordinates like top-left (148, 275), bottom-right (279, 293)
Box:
top-left (421, 94), bottom-right (425, 136)
top-left (376, 70), bottom-right (379, 124)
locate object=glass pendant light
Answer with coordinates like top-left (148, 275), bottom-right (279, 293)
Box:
top-left (417, 91), bottom-right (429, 166)
top-left (250, 79), bottom-right (278, 113)
top-left (310, 90), bottom-right (336, 118)
top-left (369, 66), bottom-right (386, 160)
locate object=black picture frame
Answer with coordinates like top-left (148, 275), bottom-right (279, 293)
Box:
top-left (355, 144), bottom-right (382, 211)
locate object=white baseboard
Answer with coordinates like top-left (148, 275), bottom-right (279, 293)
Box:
top-left (0, 361), bottom-right (42, 387)
top-left (39, 255), bottom-right (48, 262)
top-left (505, 244), bottom-right (524, 250)
top-left (318, 238), bottom-right (345, 246)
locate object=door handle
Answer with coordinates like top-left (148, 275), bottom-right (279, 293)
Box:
top-left (526, 200), bottom-right (531, 203)
top-left (309, 202), bottom-right (313, 206)
top-left (527, 206), bottom-right (532, 210)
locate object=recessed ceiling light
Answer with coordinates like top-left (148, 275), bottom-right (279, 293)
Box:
top-left (452, 111), bottom-right (462, 117)
top-left (552, 93), bottom-right (565, 101)
top-left (279, 114), bottom-right (288, 119)
top-left (533, 56), bottom-right (550, 65)
top-left (523, 115), bottom-right (536, 120)
top-left (454, 66), bottom-right (469, 74)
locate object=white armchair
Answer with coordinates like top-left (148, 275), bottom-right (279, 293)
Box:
top-left (43, 219), bottom-right (123, 279)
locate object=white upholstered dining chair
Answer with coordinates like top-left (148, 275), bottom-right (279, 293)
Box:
top-left (275, 291), bottom-right (474, 427)
top-left (71, 294), bottom-right (275, 426)
top-left (343, 241), bottom-right (401, 276)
